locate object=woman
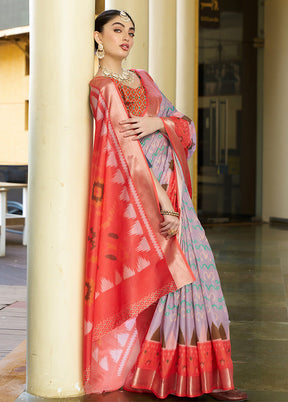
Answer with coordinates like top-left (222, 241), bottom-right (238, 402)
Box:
top-left (84, 9), bottom-right (247, 402)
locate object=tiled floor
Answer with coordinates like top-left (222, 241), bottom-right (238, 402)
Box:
top-left (207, 223), bottom-right (288, 400)
top-left (0, 229), bottom-right (27, 286)
top-left (0, 230), bottom-right (26, 361)
top-left (2, 223), bottom-right (288, 401)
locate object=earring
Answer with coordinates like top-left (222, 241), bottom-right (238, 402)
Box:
top-left (96, 43), bottom-right (104, 59)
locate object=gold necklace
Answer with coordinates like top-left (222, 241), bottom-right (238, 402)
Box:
top-left (99, 65), bottom-right (135, 85)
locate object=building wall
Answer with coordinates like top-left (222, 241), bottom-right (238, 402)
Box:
top-left (0, 37), bottom-right (29, 164)
top-left (262, 0), bottom-right (288, 221)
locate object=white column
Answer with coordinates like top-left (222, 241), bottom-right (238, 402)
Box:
top-left (176, 0), bottom-right (199, 208)
top-left (262, 0), bottom-right (288, 221)
top-left (149, 0), bottom-right (177, 103)
top-left (176, 0), bottom-right (197, 117)
top-left (105, 0), bottom-right (149, 70)
top-left (0, 189), bottom-right (7, 257)
top-left (22, 186), bottom-right (28, 245)
top-left (26, 0), bottom-right (95, 397)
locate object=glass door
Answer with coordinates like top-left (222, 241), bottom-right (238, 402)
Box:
top-left (197, 0), bottom-right (258, 223)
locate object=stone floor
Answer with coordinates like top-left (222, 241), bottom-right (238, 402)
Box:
top-left (0, 230), bottom-right (26, 361)
top-left (1, 223), bottom-right (288, 401)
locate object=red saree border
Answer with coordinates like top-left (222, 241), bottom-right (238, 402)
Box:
top-left (125, 367), bottom-right (234, 399)
top-left (161, 118), bottom-right (193, 198)
top-left (125, 339), bottom-right (234, 399)
top-left (91, 281), bottom-right (176, 341)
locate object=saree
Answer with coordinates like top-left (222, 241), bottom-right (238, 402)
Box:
top-left (84, 70), bottom-right (234, 398)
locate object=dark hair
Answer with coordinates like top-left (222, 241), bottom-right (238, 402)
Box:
top-left (94, 9), bottom-right (135, 52)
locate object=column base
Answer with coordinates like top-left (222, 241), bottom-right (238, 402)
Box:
top-left (15, 391), bottom-right (87, 401)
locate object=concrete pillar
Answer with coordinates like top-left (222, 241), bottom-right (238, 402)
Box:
top-left (262, 0), bottom-right (288, 221)
top-left (149, 0), bottom-right (177, 103)
top-left (26, 0), bottom-right (94, 397)
top-left (176, 0), bottom-right (199, 208)
top-left (105, 0), bottom-right (149, 70)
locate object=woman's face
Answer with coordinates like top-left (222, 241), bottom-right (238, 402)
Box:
top-left (95, 16), bottom-right (135, 61)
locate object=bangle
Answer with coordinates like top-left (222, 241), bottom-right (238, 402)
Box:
top-left (160, 210), bottom-right (179, 217)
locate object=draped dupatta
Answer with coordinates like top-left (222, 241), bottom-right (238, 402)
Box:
top-left (83, 70), bottom-right (196, 384)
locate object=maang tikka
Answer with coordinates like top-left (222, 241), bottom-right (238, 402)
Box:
top-left (120, 10), bottom-right (130, 22)
top-left (96, 43), bottom-right (104, 59)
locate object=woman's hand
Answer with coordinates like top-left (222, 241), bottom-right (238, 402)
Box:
top-left (159, 214), bottom-right (180, 239)
top-left (119, 114), bottom-right (164, 140)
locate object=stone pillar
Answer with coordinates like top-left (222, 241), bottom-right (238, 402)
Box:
top-left (176, 0), bottom-right (199, 208)
top-left (149, 0), bottom-right (177, 103)
top-left (26, 0), bottom-right (95, 397)
top-left (105, 0), bottom-right (149, 70)
top-left (262, 0), bottom-right (288, 221)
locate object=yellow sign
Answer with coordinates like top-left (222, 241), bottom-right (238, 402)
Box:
top-left (200, 0), bottom-right (220, 28)
top-left (200, 0), bottom-right (219, 12)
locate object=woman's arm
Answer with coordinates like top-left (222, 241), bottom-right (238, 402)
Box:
top-left (120, 114), bottom-right (165, 139)
top-left (120, 112), bottom-right (196, 158)
top-left (149, 169), bottom-right (180, 238)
